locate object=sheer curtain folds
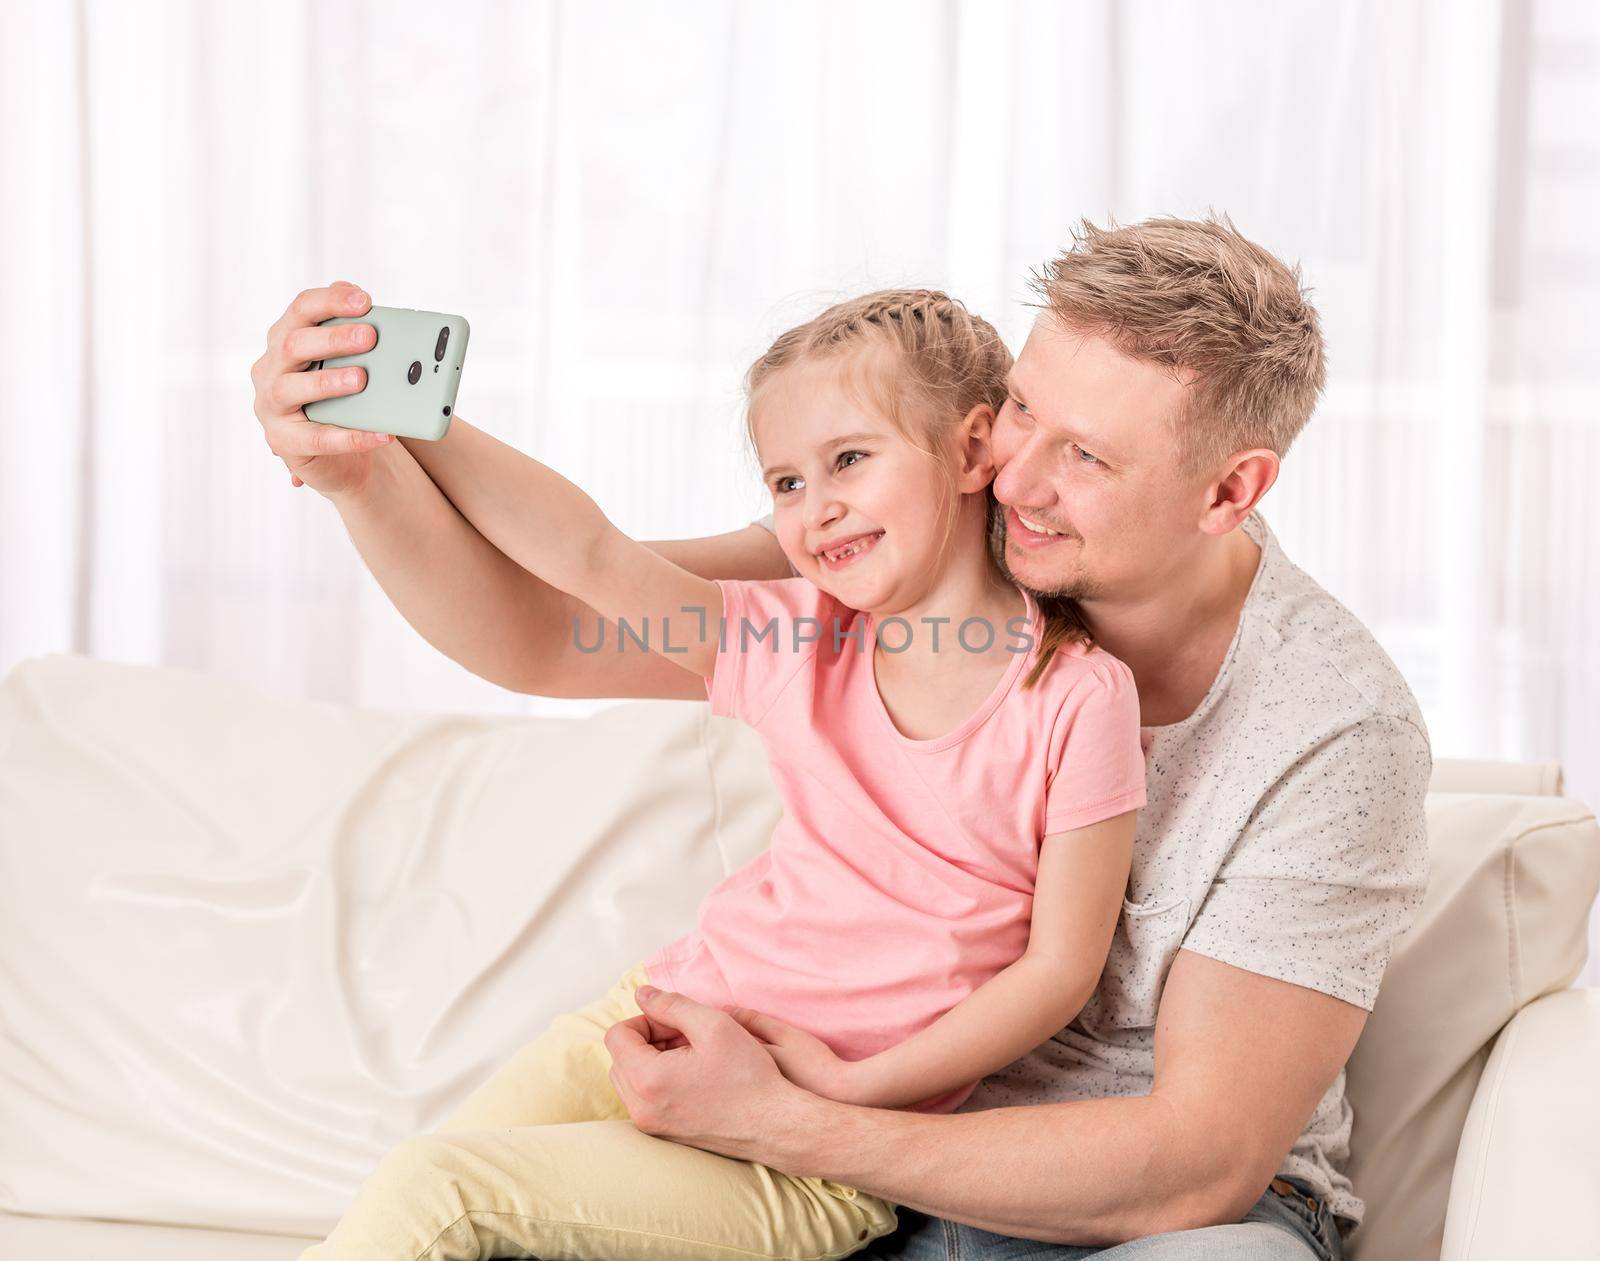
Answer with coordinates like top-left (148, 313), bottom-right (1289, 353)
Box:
top-left (3, 0), bottom-right (1596, 964)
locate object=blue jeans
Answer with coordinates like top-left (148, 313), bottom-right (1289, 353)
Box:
top-left (859, 1178), bottom-right (1343, 1261)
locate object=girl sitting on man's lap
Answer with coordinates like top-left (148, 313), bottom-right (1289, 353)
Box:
top-left (302, 288), bottom-right (1145, 1261)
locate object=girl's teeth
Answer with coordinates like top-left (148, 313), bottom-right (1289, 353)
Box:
top-left (827, 534), bottom-right (879, 561)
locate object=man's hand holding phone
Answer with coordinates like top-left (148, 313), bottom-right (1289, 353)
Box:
top-left (250, 281), bottom-right (393, 500)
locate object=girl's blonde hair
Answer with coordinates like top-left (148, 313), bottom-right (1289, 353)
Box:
top-left (742, 288), bottom-right (1091, 690)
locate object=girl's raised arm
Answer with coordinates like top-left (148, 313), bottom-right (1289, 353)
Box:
top-left (255, 284), bottom-right (790, 699)
top-left (400, 417), bottom-right (728, 681)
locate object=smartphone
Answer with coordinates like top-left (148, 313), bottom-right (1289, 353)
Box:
top-left (305, 305), bottom-right (469, 441)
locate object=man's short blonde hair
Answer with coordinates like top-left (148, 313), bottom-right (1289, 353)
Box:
top-left (1028, 214), bottom-right (1327, 475)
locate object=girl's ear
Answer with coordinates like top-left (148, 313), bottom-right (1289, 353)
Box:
top-left (954, 403), bottom-right (998, 490)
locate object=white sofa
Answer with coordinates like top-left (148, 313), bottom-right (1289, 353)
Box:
top-left (1, 653), bottom-right (1596, 1261)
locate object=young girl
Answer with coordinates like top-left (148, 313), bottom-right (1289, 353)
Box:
top-left (301, 290), bottom-right (1145, 1261)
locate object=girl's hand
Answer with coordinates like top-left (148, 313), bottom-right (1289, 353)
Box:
top-left (721, 1004), bottom-right (864, 1103)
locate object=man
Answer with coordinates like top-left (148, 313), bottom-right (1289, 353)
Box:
top-left (252, 214), bottom-right (1430, 1260)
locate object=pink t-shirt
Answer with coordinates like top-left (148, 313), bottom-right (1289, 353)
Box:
top-left (642, 577), bottom-right (1146, 1112)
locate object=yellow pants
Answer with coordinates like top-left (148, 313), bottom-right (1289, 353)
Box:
top-left (299, 962), bottom-right (899, 1261)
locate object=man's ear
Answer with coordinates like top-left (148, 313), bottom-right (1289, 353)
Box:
top-left (1199, 448), bottom-right (1280, 535)
top-left (955, 403), bottom-right (998, 491)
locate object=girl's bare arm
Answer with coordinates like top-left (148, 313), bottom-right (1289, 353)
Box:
top-left (338, 430), bottom-right (787, 696)
top-left (394, 416), bottom-right (731, 681)
top-left (844, 809), bottom-right (1137, 1108)
top-left (252, 283), bottom-right (790, 699)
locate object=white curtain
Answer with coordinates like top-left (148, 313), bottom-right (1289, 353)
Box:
top-left (4, 0), bottom-right (1597, 968)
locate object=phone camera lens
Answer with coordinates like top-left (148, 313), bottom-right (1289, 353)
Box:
top-left (434, 326), bottom-right (450, 362)
top-left (407, 360), bottom-right (422, 385)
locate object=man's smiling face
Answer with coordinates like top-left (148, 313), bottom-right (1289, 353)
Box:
top-left (989, 316), bottom-right (1204, 604)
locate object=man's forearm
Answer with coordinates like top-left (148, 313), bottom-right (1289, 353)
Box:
top-left (326, 435), bottom-right (582, 694)
top-left (327, 416), bottom-right (792, 699)
top-left (764, 1090), bottom-right (1235, 1247)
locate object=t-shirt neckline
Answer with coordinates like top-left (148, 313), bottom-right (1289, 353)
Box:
top-left (863, 586), bottom-right (1040, 752)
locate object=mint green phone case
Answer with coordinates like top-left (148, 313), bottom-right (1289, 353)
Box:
top-left (305, 305), bottom-right (469, 440)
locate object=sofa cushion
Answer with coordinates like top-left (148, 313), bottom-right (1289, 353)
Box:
top-left (3, 653), bottom-right (1596, 1254)
top-left (0, 653), bottom-right (774, 1236)
top-left (0, 1208), bottom-right (315, 1261)
top-left (1341, 792), bottom-right (1600, 1260)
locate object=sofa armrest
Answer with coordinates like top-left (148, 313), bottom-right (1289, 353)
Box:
top-left (1440, 988), bottom-right (1600, 1260)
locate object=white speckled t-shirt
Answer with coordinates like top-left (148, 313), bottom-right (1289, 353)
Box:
top-left (752, 509), bottom-right (1432, 1228)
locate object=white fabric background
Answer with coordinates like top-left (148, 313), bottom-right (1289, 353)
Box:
top-left (2, 0), bottom-right (1597, 972)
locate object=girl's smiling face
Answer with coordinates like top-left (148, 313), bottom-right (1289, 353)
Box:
top-left (752, 355), bottom-right (969, 615)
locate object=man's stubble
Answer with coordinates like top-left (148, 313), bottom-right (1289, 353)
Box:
top-left (984, 490), bottom-right (1105, 604)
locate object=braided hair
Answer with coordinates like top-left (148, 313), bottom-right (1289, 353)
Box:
top-left (743, 289), bottom-right (1092, 690)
